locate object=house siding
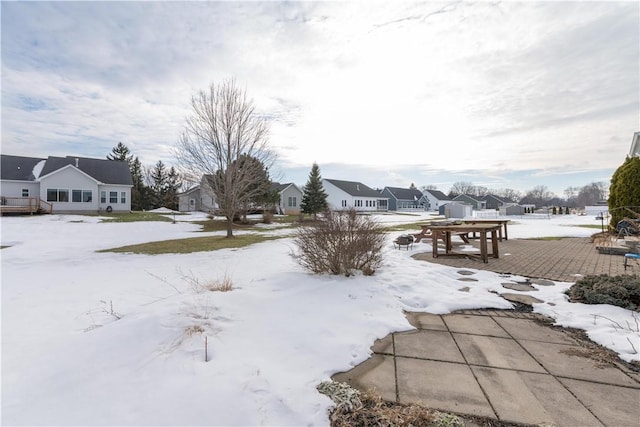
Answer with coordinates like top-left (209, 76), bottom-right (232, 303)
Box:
top-left (1, 181), bottom-right (40, 198)
top-left (279, 185), bottom-right (303, 214)
top-left (322, 180), bottom-right (382, 212)
top-left (39, 167), bottom-right (100, 212)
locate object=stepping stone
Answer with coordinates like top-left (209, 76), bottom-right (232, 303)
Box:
top-left (531, 279), bottom-right (555, 286)
top-left (501, 293), bottom-right (544, 305)
top-left (458, 286), bottom-right (471, 292)
top-left (501, 283), bottom-right (538, 292)
top-left (457, 270), bottom-right (476, 276)
top-left (458, 277), bottom-right (478, 282)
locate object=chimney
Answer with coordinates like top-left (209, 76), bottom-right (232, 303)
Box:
top-left (75, 158), bottom-right (79, 167)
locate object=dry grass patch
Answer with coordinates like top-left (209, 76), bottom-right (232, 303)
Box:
top-left (98, 234), bottom-right (282, 255)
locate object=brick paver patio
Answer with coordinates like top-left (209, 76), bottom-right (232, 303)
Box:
top-left (412, 237), bottom-right (638, 282)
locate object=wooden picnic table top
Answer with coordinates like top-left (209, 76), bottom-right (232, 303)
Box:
top-left (425, 223), bottom-right (502, 233)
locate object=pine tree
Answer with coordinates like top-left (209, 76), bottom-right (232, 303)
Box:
top-left (107, 142), bottom-right (133, 163)
top-left (300, 163), bottom-right (328, 219)
top-left (150, 160), bottom-right (168, 209)
top-left (163, 167), bottom-right (182, 210)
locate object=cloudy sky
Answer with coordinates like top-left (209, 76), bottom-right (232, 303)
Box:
top-left (2, 1), bottom-right (638, 196)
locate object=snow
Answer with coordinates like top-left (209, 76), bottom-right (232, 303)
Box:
top-left (32, 159), bottom-right (45, 179)
top-left (1, 212), bottom-right (638, 426)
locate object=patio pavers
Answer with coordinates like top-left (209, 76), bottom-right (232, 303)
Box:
top-left (412, 237), bottom-right (637, 282)
top-left (333, 311), bottom-right (640, 426)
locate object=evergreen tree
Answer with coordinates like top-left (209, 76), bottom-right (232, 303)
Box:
top-left (163, 166), bottom-right (182, 211)
top-left (150, 160), bottom-right (168, 208)
top-left (608, 156), bottom-right (640, 227)
top-left (107, 142), bottom-right (133, 163)
top-left (300, 163), bottom-right (328, 219)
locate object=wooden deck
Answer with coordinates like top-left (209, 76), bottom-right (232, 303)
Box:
top-left (0, 197), bottom-right (53, 215)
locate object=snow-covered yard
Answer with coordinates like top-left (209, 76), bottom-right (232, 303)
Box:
top-left (1, 212), bottom-right (638, 426)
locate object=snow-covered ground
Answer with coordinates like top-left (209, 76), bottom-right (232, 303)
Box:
top-left (1, 212), bottom-right (638, 426)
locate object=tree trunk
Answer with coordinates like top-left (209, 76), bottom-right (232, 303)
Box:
top-left (226, 217), bottom-right (233, 238)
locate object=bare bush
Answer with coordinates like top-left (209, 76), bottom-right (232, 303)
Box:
top-left (294, 209), bottom-right (386, 276)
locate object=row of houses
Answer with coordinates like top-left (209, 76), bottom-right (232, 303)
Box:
top-left (0, 153), bottom-right (520, 217)
top-left (177, 176), bottom-right (523, 217)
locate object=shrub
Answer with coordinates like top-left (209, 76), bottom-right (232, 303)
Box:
top-left (294, 209), bottom-right (386, 276)
top-left (566, 274), bottom-right (640, 310)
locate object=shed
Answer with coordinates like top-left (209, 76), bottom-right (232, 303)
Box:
top-left (439, 202), bottom-right (472, 218)
top-left (499, 203), bottom-right (525, 216)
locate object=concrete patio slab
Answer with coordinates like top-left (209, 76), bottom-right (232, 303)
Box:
top-left (396, 358), bottom-right (494, 418)
top-left (492, 316), bottom-right (578, 345)
top-left (453, 333), bottom-right (546, 372)
top-left (443, 313), bottom-right (510, 337)
top-left (394, 329), bottom-right (465, 363)
top-left (559, 378), bottom-right (640, 426)
top-left (370, 334), bottom-right (393, 354)
top-left (472, 366), bottom-right (603, 426)
top-left (520, 340), bottom-right (640, 387)
top-left (331, 354), bottom-right (396, 402)
top-left (332, 311), bottom-right (640, 426)
top-left (405, 312), bottom-right (448, 331)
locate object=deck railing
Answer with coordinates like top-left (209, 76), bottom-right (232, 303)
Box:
top-left (0, 197), bottom-right (53, 214)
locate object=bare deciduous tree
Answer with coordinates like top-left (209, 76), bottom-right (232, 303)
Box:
top-left (175, 79), bottom-right (275, 237)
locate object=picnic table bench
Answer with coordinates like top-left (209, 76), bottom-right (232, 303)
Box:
top-left (413, 223), bottom-right (470, 244)
top-left (428, 223), bottom-right (502, 263)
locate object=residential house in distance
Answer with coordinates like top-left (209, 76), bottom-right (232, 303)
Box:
top-left (453, 194), bottom-right (486, 211)
top-left (482, 194), bottom-right (512, 210)
top-left (380, 186), bottom-right (425, 211)
top-left (1, 154), bottom-right (132, 214)
top-left (271, 182), bottom-right (303, 215)
top-left (421, 189), bottom-right (451, 211)
top-left (177, 175), bottom-right (217, 213)
top-left (630, 131), bottom-right (639, 157)
top-left (322, 179), bottom-right (388, 212)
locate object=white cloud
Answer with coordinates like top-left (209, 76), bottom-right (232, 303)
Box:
top-left (1, 1), bottom-right (637, 194)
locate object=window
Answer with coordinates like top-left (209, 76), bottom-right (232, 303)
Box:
top-left (72, 190), bottom-right (92, 203)
top-left (120, 192), bottom-right (126, 204)
top-left (21, 188), bottom-right (29, 197)
top-left (189, 199), bottom-right (195, 206)
top-left (288, 196), bottom-right (297, 207)
top-left (342, 200), bottom-right (347, 207)
top-left (109, 191), bottom-right (118, 203)
top-left (46, 189), bottom-right (69, 202)
top-left (100, 191), bottom-right (107, 204)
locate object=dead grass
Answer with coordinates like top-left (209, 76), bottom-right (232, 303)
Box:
top-left (97, 234), bottom-right (282, 255)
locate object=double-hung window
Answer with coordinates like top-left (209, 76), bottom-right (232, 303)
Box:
top-left (109, 191), bottom-right (118, 204)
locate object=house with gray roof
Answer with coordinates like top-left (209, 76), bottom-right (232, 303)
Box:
top-left (322, 179), bottom-right (388, 212)
top-left (421, 189), bottom-right (451, 211)
top-left (271, 182), bottom-right (304, 215)
top-left (1, 154), bottom-right (132, 214)
top-left (453, 194), bottom-right (486, 211)
top-left (380, 186), bottom-right (425, 211)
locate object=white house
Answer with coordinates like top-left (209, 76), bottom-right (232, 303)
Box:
top-left (421, 189), bottom-right (452, 211)
top-left (272, 182), bottom-right (304, 215)
top-left (1, 154), bottom-right (132, 214)
top-left (630, 131), bottom-right (639, 157)
top-left (322, 178), bottom-right (388, 212)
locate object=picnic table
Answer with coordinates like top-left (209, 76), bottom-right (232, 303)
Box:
top-left (414, 222), bottom-right (470, 244)
top-left (428, 223), bottom-right (502, 263)
top-left (462, 219), bottom-right (510, 241)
